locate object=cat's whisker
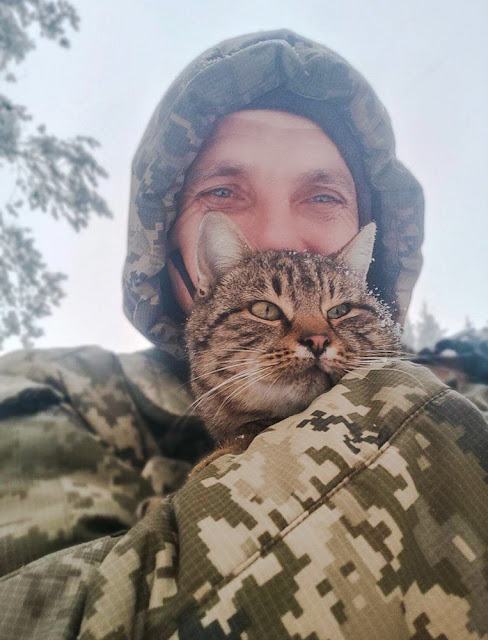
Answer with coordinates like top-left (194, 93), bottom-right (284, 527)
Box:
top-left (257, 360), bottom-right (297, 405)
top-left (354, 352), bottom-right (409, 358)
top-left (361, 348), bottom-right (403, 354)
top-left (351, 358), bottom-right (396, 364)
top-left (187, 369), bottom-right (259, 414)
top-left (187, 375), bottom-right (253, 414)
top-left (187, 363), bottom-right (278, 415)
top-left (215, 360), bottom-right (289, 409)
top-left (221, 359), bottom-right (295, 411)
top-left (355, 354), bottom-right (404, 359)
top-left (349, 362), bottom-right (394, 369)
top-left (357, 354), bottom-right (409, 358)
top-left (351, 353), bottom-right (405, 360)
top-left (360, 365), bottom-right (433, 392)
top-left (217, 347), bottom-right (267, 354)
top-left (350, 356), bottom-right (409, 365)
top-left (216, 365), bottom-right (282, 416)
top-left (212, 367), bottom-right (282, 418)
top-left (190, 359), bottom-right (265, 383)
top-left (351, 352), bottom-right (407, 359)
top-left (347, 358), bottom-right (413, 376)
top-left (170, 357), bottom-right (266, 394)
top-left (216, 357), bottom-right (268, 366)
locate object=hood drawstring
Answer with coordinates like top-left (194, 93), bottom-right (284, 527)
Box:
top-left (169, 249), bottom-right (196, 300)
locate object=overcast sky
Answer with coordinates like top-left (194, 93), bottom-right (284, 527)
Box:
top-left (2, 0), bottom-right (487, 354)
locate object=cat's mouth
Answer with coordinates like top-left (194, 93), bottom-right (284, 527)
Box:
top-left (275, 360), bottom-right (336, 395)
top-left (308, 363), bottom-right (334, 386)
top-left (243, 362), bottom-right (334, 418)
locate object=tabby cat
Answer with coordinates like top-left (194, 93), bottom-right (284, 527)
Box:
top-left (186, 212), bottom-right (400, 474)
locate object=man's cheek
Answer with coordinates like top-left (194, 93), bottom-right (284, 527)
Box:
top-left (305, 218), bottom-right (359, 255)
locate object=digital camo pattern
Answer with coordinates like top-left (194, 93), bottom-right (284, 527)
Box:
top-left (123, 29), bottom-right (424, 357)
top-left (0, 346), bottom-right (206, 578)
top-left (0, 359), bottom-right (487, 639)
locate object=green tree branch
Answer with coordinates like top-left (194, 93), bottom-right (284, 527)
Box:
top-left (0, 1), bottom-right (112, 349)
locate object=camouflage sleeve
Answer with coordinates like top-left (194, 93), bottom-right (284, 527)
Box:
top-left (1, 360), bottom-right (486, 640)
top-left (457, 382), bottom-right (488, 419)
top-left (0, 346), bottom-right (160, 577)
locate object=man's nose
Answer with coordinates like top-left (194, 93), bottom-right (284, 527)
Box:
top-left (248, 207), bottom-right (304, 251)
top-left (299, 334), bottom-right (330, 357)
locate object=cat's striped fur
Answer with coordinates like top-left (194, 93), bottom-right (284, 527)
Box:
top-left (186, 213), bottom-right (400, 466)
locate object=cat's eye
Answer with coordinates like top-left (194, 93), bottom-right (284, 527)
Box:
top-left (327, 303), bottom-right (351, 319)
top-left (249, 301), bottom-right (282, 321)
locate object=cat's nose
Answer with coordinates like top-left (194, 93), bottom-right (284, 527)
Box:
top-left (300, 334), bottom-right (330, 357)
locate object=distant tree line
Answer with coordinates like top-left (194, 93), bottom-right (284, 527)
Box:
top-left (403, 302), bottom-right (483, 352)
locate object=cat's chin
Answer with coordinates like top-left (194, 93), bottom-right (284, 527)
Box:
top-left (290, 370), bottom-right (334, 411)
top-left (303, 365), bottom-right (335, 394)
top-left (292, 362), bottom-right (345, 404)
top-left (243, 365), bottom-right (334, 419)
top-left (276, 360), bottom-right (336, 388)
top-left (308, 363), bottom-right (333, 382)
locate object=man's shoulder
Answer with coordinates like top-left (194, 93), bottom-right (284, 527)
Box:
top-left (0, 533), bottom-right (122, 639)
top-left (0, 344), bottom-right (194, 419)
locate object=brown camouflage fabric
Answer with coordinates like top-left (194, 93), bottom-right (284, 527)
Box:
top-left (0, 359), bottom-right (487, 639)
top-left (123, 29), bottom-right (424, 358)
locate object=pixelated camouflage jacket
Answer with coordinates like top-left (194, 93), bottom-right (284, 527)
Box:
top-left (0, 356), bottom-right (487, 640)
top-left (0, 345), bottom-right (215, 577)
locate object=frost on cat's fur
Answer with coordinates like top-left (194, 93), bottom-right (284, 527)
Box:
top-left (186, 212), bottom-right (399, 449)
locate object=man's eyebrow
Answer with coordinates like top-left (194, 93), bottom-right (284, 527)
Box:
top-left (188, 164), bottom-right (355, 195)
top-left (295, 169), bottom-right (355, 195)
top-left (187, 162), bottom-right (252, 186)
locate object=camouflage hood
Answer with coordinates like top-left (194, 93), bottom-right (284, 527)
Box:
top-left (123, 29), bottom-right (424, 361)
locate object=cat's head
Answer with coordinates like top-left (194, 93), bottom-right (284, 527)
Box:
top-left (186, 212), bottom-right (399, 442)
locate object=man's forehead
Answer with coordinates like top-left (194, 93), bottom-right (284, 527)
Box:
top-left (185, 109), bottom-right (354, 191)
top-left (192, 109), bottom-right (341, 166)
top-left (214, 109), bottom-right (323, 133)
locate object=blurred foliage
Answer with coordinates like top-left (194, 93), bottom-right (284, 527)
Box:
top-left (0, 0), bottom-right (112, 349)
top-left (401, 315), bottom-right (417, 351)
top-left (416, 302), bottom-right (446, 351)
top-left (402, 302), bottom-right (446, 352)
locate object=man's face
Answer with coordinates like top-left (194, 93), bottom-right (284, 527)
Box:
top-left (168, 109), bottom-right (359, 314)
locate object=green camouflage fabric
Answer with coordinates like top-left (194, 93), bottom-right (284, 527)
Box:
top-left (0, 360), bottom-right (487, 639)
top-left (0, 345), bottom-right (211, 577)
top-left (123, 29), bottom-right (424, 359)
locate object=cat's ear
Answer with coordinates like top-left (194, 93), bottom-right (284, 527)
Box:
top-left (195, 211), bottom-right (253, 295)
top-left (336, 222), bottom-right (376, 281)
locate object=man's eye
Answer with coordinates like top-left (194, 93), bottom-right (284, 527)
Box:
top-left (312, 194), bottom-right (339, 203)
top-left (204, 187), bottom-right (233, 198)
